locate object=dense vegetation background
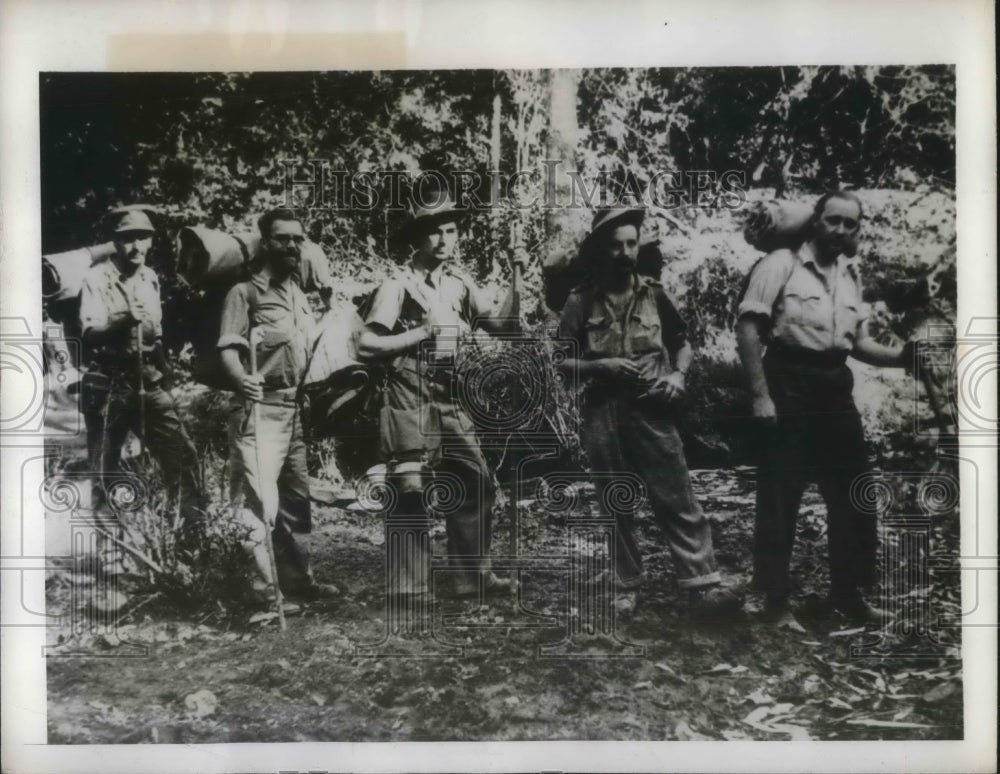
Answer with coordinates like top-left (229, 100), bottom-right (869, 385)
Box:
top-left (40, 67), bottom-right (963, 743)
top-left (40, 66), bottom-right (957, 468)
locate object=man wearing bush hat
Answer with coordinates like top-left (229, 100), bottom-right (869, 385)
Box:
top-left (736, 190), bottom-right (912, 631)
top-left (356, 188), bottom-right (520, 599)
top-left (557, 206), bottom-right (740, 617)
top-left (78, 205), bottom-right (205, 539)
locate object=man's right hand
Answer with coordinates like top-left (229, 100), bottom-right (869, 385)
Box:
top-left (751, 394), bottom-right (777, 422)
top-left (599, 358), bottom-right (642, 382)
top-left (241, 373), bottom-right (264, 402)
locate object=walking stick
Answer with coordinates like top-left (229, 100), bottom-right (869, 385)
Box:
top-left (507, 223), bottom-right (524, 590)
top-left (135, 322), bottom-right (146, 456)
top-left (249, 326), bottom-right (287, 631)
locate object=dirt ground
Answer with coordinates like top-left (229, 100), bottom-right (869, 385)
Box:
top-left (45, 465), bottom-right (963, 743)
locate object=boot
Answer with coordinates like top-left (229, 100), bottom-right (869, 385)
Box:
top-left (759, 594), bottom-right (806, 632)
top-left (689, 584), bottom-right (744, 621)
top-left (830, 590), bottom-right (893, 626)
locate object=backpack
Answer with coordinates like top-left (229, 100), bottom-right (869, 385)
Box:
top-left (298, 291), bottom-right (384, 478)
top-left (189, 280), bottom-right (260, 390)
top-left (734, 199), bottom-right (809, 323)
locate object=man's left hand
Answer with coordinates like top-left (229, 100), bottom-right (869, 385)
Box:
top-left (641, 371), bottom-right (686, 402)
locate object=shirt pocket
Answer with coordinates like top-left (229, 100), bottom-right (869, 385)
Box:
top-left (626, 309), bottom-right (661, 355)
top-left (780, 274), bottom-right (825, 329)
top-left (585, 314), bottom-right (619, 356)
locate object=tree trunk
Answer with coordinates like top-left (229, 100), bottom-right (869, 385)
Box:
top-left (544, 69), bottom-right (582, 260)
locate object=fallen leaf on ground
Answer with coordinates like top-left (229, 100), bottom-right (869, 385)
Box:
top-left (183, 689), bottom-right (218, 718)
top-left (920, 680), bottom-right (959, 704)
top-left (745, 687), bottom-right (775, 706)
top-left (654, 663), bottom-right (685, 682)
top-left (674, 720), bottom-right (712, 740)
top-left (845, 718), bottom-right (937, 729)
top-left (100, 633), bottom-right (122, 649)
top-left (705, 663), bottom-right (749, 676)
top-left (742, 704), bottom-right (812, 739)
top-left (893, 706), bottom-right (914, 721)
top-left (828, 627), bottom-right (865, 638)
top-left (766, 723), bottom-right (813, 740)
top-left (743, 706), bottom-right (771, 725)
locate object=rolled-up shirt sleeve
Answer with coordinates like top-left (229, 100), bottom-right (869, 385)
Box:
top-left (217, 283), bottom-right (250, 352)
top-left (78, 275), bottom-right (107, 336)
top-left (364, 279), bottom-right (404, 334)
top-left (737, 249), bottom-right (794, 320)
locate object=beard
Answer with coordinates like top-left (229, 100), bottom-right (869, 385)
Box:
top-left (820, 231), bottom-right (859, 257)
top-left (269, 250), bottom-right (300, 277)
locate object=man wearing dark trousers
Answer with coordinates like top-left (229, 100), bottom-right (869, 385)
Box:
top-left (79, 207), bottom-right (205, 541)
top-left (736, 190), bottom-right (911, 631)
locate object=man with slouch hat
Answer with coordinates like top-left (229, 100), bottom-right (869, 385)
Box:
top-left (556, 207), bottom-right (740, 616)
top-left (356, 190), bottom-right (520, 599)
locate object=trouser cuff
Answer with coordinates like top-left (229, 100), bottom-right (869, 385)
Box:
top-left (677, 571), bottom-right (722, 590)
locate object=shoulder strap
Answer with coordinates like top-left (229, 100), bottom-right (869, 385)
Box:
top-left (577, 285), bottom-right (597, 320)
top-left (244, 280), bottom-right (260, 324)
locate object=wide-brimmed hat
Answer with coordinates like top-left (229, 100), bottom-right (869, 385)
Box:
top-left (578, 206), bottom-right (645, 261)
top-left (103, 204), bottom-right (158, 237)
top-left (397, 189), bottom-right (465, 244)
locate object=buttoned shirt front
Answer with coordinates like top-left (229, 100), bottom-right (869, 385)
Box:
top-left (80, 260), bottom-right (163, 343)
top-left (364, 262), bottom-right (492, 474)
top-left (559, 274), bottom-right (686, 373)
top-left (365, 264), bottom-right (487, 335)
top-left (738, 241), bottom-right (869, 352)
top-left (218, 271), bottom-right (314, 390)
top-left (79, 260), bottom-right (164, 381)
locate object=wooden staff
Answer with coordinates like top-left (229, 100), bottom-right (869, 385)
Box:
top-left (507, 222), bottom-right (525, 591)
top-left (135, 322), bottom-right (146, 455)
top-left (249, 325), bottom-right (287, 631)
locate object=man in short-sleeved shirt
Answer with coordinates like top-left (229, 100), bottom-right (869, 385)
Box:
top-left (356, 191), bottom-right (518, 598)
top-left (219, 207), bottom-right (338, 608)
top-left (556, 207), bottom-right (737, 617)
top-left (736, 190), bottom-right (911, 630)
top-left (78, 207), bottom-right (204, 536)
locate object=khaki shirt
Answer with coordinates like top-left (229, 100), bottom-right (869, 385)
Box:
top-left (79, 260), bottom-right (164, 381)
top-left (558, 274), bottom-right (687, 396)
top-left (365, 264), bottom-right (490, 360)
top-left (218, 271), bottom-right (315, 390)
top-left (738, 242), bottom-right (869, 352)
top-left (364, 263), bottom-right (491, 474)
